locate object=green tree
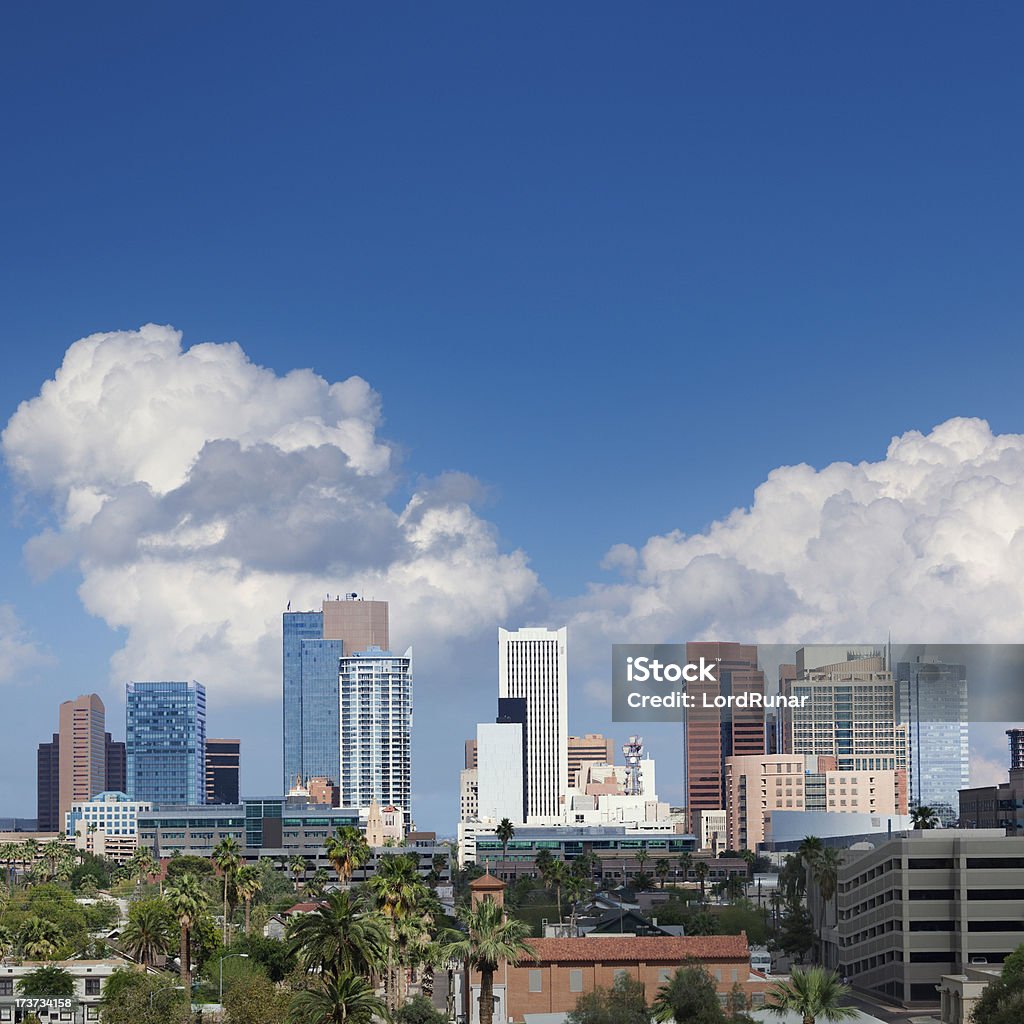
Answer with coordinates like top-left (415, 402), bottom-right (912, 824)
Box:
top-left (224, 971), bottom-right (291, 1024)
top-left (971, 943), bottom-right (1024, 1024)
top-left (654, 859), bottom-right (670, 889)
top-left (120, 898), bottom-right (175, 966)
top-left (163, 870), bottom-right (209, 991)
top-left (231, 933), bottom-right (298, 983)
top-left (289, 856), bottom-right (308, 893)
top-left (677, 851), bottom-right (693, 884)
top-left (236, 863), bottom-right (263, 934)
top-left (16, 966), bottom-right (75, 997)
top-left (98, 968), bottom-right (192, 1024)
top-left (778, 900), bottom-right (816, 963)
top-left (911, 805), bottom-right (940, 829)
top-left (288, 890), bottom-right (389, 980)
top-left (694, 860), bottom-right (710, 903)
top-left (287, 971), bottom-right (387, 1024)
top-left (652, 964), bottom-right (726, 1024)
top-left (440, 896), bottom-right (535, 1024)
top-left (213, 836), bottom-right (243, 944)
top-left (542, 859), bottom-right (568, 923)
top-left (324, 825), bottom-right (370, 885)
top-left (395, 993), bottom-right (450, 1024)
top-left (567, 973), bottom-right (652, 1024)
top-left (766, 966), bottom-right (858, 1024)
top-left (496, 819), bottom-right (516, 866)
top-left (18, 915), bottom-right (64, 959)
top-left (810, 848), bottom-right (841, 961)
top-left (165, 855), bottom-right (214, 882)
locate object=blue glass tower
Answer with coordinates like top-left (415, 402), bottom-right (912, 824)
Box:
top-left (126, 681), bottom-right (207, 806)
top-left (283, 611), bottom-right (343, 792)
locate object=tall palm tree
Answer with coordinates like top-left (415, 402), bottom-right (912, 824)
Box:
top-left (235, 864), bottom-right (262, 935)
top-left (677, 851), bottom-right (693, 885)
top-left (324, 825), bottom-right (370, 885)
top-left (18, 916), bottom-right (63, 959)
top-left (634, 848), bottom-right (649, 880)
top-left (811, 848), bottom-right (842, 961)
top-left (289, 855), bottom-right (309, 893)
top-left (911, 805), bottom-right (940, 830)
top-left (0, 842), bottom-right (18, 890)
top-left (440, 896), bottom-right (535, 1024)
top-left (369, 854), bottom-right (432, 1009)
top-left (654, 859), bottom-right (670, 889)
top-left (120, 901), bottom-right (174, 966)
top-left (287, 890), bottom-right (389, 981)
top-left (543, 859), bottom-right (568, 923)
top-left (287, 971), bottom-right (388, 1024)
top-left (694, 860), bottom-right (710, 903)
top-left (766, 966), bottom-right (858, 1024)
top-left (740, 848), bottom-right (757, 878)
top-left (163, 871), bottom-right (209, 992)
top-left (495, 819), bottom-right (515, 869)
top-left (212, 836), bottom-right (242, 944)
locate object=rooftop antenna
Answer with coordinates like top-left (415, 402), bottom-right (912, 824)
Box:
top-left (622, 736), bottom-right (644, 797)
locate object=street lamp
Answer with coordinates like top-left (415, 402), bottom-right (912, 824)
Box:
top-left (219, 952), bottom-right (250, 1002)
top-left (149, 985), bottom-right (185, 1009)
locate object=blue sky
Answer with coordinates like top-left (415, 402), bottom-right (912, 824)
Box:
top-left (2, 5), bottom-right (1024, 830)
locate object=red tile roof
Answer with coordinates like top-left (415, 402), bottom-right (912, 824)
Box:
top-left (523, 934), bottom-right (750, 963)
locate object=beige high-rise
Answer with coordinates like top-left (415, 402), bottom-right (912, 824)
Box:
top-left (58, 694), bottom-right (107, 828)
top-left (322, 597), bottom-right (389, 654)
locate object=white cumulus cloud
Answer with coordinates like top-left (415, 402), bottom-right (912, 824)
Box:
top-left (568, 416), bottom-right (1024, 671)
top-left (1, 325), bottom-right (540, 700)
top-left (0, 603), bottom-right (54, 683)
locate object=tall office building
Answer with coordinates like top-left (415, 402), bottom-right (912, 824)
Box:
top-left (58, 694), bottom-right (107, 828)
top-left (498, 626), bottom-right (568, 821)
top-left (1009, 729), bottom-right (1024, 771)
top-left (339, 646), bottom-right (413, 825)
top-left (683, 642), bottom-right (766, 817)
top-left (126, 681), bottom-right (207, 805)
top-left (105, 734), bottom-right (127, 793)
top-left (781, 649), bottom-right (908, 812)
top-left (36, 733), bottom-right (60, 832)
top-left (567, 733), bottom-right (615, 787)
top-left (206, 738), bottom-right (241, 804)
top-left (283, 596), bottom-right (389, 792)
top-left (896, 658), bottom-right (969, 824)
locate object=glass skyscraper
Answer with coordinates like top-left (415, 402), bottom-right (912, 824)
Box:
top-left (896, 658), bottom-right (969, 825)
top-left (126, 680), bottom-right (207, 806)
top-left (283, 611), bottom-right (342, 792)
top-left (339, 646), bottom-right (413, 826)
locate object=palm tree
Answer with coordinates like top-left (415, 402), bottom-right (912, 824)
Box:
top-left (235, 864), bottom-right (262, 934)
top-left (634, 848), bottom-right (649, 881)
top-left (212, 836), bottom-right (242, 944)
top-left (369, 854), bottom-right (432, 1008)
top-left (440, 896), bottom-right (536, 1024)
top-left (911, 805), bottom-right (940, 830)
top-left (0, 842), bottom-right (18, 890)
top-left (287, 971), bottom-right (388, 1024)
top-left (120, 901), bottom-right (174, 966)
top-left (694, 860), bottom-right (710, 903)
top-left (544, 859), bottom-right (568, 923)
top-left (18, 916), bottom-right (63, 959)
top-left (740, 848), bottom-right (757, 878)
top-left (654, 859), bottom-right (670, 889)
top-left (495, 819), bottom-right (515, 870)
top-left (288, 890), bottom-right (389, 981)
top-left (324, 825), bottom-right (370, 885)
top-left (677, 851), bottom-right (693, 885)
top-left (766, 966), bottom-right (858, 1024)
top-left (289, 855), bottom-right (309, 893)
top-left (163, 871), bottom-right (209, 991)
top-left (811, 848), bottom-right (842, 960)
top-left (304, 868), bottom-right (330, 900)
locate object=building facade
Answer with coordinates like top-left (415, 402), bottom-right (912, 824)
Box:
top-left (724, 753), bottom-right (899, 850)
top-left (683, 642), bottom-right (766, 819)
top-left (959, 767), bottom-right (1024, 834)
top-left (36, 733), bottom-right (61, 833)
top-left (568, 734), bottom-right (615, 787)
top-left (104, 733), bottom-right (126, 793)
top-left (66, 791), bottom-right (151, 864)
top-left (477, 721), bottom-right (523, 822)
top-left (205, 738), bottom-right (240, 804)
top-left (896, 658), bottom-right (969, 824)
top-left (339, 645), bottom-right (413, 826)
top-left (498, 626), bottom-right (568, 821)
top-left (814, 829), bottom-right (1024, 1005)
top-left (126, 681), bottom-right (207, 806)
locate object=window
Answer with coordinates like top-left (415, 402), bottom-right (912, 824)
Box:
top-left (85, 978), bottom-right (102, 995)
top-left (0, 981), bottom-right (10, 996)
top-left (570, 970), bottom-right (583, 993)
top-left (529, 970), bottom-right (543, 993)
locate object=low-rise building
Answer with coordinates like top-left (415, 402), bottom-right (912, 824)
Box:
top-left (959, 767), bottom-right (1024, 834)
top-left (66, 791), bottom-right (151, 865)
top-left (811, 828), bottom-right (1024, 1006)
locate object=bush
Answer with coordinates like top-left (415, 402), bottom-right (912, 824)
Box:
top-left (395, 994), bottom-right (450, 1024)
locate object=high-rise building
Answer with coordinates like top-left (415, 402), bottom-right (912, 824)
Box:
top-left (896, 658), bottom-right (969, 825)
top-left (205, 738), bottom-right (240, 804)
top-left (105, 733), bottom-right (126, 793)
top-left (477, 720), bottom-right (525, 822)
top-left (781, 650), bottom-right (908, 812)
top-left (465, 739), bottom-right (478, 770)
top-left (36, 733), bottom-right (60, 832)
top-left (126, 681), bottom-right (207, 805)
top-left (683, 642), bottom-right (766, 817)
top-left (339, 646), bottom-right (413, 825)
top-left (567, 733), bottom-right (615, 787)
top-left (282, 596), bottom-right (390, 794)
top-left (58, 694), bottom-right (107, 828)
top-left (498, 626), bottom-right (568, 821)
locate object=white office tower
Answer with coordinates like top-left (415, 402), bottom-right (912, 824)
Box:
top-left (498, 626), bottom-right (568, 822)
top-left (476, 722), bottom-right (524, 822)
